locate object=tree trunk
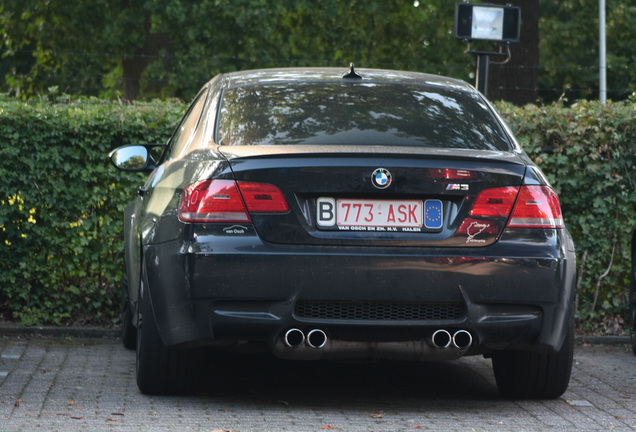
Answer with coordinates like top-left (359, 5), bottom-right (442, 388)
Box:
top-left (121, 12), bottom-right (171, 101)
top-left (487, 0), bottom-right (539, 105)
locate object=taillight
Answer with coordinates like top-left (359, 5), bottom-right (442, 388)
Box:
top-left (508, 186), bottom-right (564, 228)
top-left (179, 180), bottom-right (249, 222)
top-left (469, 186), bottom-right (519, 218)
top-left (178, 180), bottom-right (289, 223)
top-left (468, 185), bottom-right (564, 229)
top-left (237, 181), bottom-right (289, 213)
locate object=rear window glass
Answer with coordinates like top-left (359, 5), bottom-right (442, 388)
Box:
top-left (217, 83), bottom-right (511, 151)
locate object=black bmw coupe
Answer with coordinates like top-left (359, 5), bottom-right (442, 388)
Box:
top-left (110, 66), bottom-right (576, 398)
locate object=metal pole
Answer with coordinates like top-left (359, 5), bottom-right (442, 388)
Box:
top-left (476, 54), bottom-right (490, 97)
top-left (599, 0), bottom-right (607, 104)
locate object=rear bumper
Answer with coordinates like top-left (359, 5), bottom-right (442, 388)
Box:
top-left (143, 227), bottom-right (576, 359)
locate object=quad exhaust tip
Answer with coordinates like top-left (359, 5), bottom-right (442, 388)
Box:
top-left (452, 329), bottom-right (473, 350)
top-left (432, 329), bottom-right (452, 349)
top-left (432, 329), bottom-right (472, 350)
top-left (307, 329), bottom-right (327, 349)
top-left (284, 328), bottom-right (470, 351)
top-left (283, 328), bottom-right (328, 349)
top-left (283, 328), bottom-right (305, 348)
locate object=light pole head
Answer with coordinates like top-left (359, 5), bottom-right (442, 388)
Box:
top-left (454, 3), bottom-right (521, 43)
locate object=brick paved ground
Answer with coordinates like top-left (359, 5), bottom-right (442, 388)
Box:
top-left (0, 335), bottom-right (635, 431)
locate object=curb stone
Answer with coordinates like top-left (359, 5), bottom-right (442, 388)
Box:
top-left (575, 335), bottom-right (630, 346)
top-left (0, 326), bottom-right (120, 339)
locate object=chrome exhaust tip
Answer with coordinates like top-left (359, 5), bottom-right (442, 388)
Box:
top-left (431, 329), bottom-right (452, 349)
top-left (283, 328), bottom-right (305, 348)
top-left (452, 330), bottom-right (472, 350)
top-left (306, 329), bottom-right (327, 349)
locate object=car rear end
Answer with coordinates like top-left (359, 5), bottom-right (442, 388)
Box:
top-left (137, 68), bottom-right (575, 397)
top-left (150, 151), bottom-right (574, 354)
top-left (146, 70), bottom-right (575, 358)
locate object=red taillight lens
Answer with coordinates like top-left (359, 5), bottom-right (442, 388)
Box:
top-left (237, 181), bottom-right (289, 213)
top-left (468, 185), bottom-right (564, 229)
top-left (508, 186), bottom-right (564, 228)
top-left (178, 180), bottom-right (289, 223)
top-left (469, 186), bottom-right (519, 218)
top-left (179, 180), bottom-right (250, 223)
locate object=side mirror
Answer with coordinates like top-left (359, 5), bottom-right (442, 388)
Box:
top-left (109, 145), bottom-right (152, 172)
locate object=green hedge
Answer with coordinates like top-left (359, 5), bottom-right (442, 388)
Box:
top-left (497, 97), bottom-right (636, 333)
top-left (1, 96), bottom-right (635, 333)
top-left (0, 97), bottom-right (184, 325)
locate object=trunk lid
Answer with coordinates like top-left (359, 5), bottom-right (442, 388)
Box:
top-left (220, 145), bottom-right (528, 247)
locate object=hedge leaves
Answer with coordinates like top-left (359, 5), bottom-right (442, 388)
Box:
top-left (0, 97), bottom-right (184, 325)
top-left (1, 96), bottom-right (635, 332)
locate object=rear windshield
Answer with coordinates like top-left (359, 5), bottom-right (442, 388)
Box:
top-left (217, 83), bottom-right (511, 151)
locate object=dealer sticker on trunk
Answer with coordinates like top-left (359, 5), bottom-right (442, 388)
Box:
top-left (316, 198), bottom-right (443, 232)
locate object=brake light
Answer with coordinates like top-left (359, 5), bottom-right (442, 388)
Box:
top-left (468, 185), bottom-right (564, 228)
top-left (469, 186), bottom-right (519, 218)
top-left (179, 180), bottom-right (289, 223)
top-left (508, 186), bottom-right (564, 228)
top-left (429, 168), bottom-right (477, 180)
top-left (179, 180), bottom-right (249, 222)
top-left (238, 181), bottom-right (289, 213)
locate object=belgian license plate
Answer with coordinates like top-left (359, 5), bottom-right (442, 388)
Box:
top-left (316, 198), bottom-right (443, 232)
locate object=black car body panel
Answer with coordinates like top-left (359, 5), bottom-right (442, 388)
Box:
top-left (111, 67), bottom-right (576, 397)
top-left (144, 227), bottom-right (574, 352)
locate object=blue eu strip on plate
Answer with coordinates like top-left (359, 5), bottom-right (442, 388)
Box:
top-left (424, 199), bottom-right (443, 229)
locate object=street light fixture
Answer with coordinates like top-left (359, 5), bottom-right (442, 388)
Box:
top-left (455, 3), bottom-right (520, 43)
top-left (454, 2), bottom-right (521, 96)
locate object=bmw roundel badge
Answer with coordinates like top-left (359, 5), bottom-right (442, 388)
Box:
top-left (371, 168), bottom-right (392, 189)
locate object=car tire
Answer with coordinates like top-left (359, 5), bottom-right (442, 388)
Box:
top-left (121, 265), bottom-right (137, 350)
top-left (135, 282), bottom-right (200, 395)
top-left (492, 313), bottom-right (574, 399)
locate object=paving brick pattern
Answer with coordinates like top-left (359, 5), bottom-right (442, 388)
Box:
top-left (1, 336), bottom-right (635, 431)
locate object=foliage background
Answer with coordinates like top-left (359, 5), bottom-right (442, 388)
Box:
top-left (498, 98), bottom-right (636, 333)
top-left (1, 0), bottom-right (635, 331)
top-left (1, 96), bottom-right (635, 331)
top-left (0, 96), bottom-right (184, 325)
top-left (1, 0), bottom-right (635, 102)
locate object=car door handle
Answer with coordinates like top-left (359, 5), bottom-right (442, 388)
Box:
top-left (138, 186), bottom-right (148, 197)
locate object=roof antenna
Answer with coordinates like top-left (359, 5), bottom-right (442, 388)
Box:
top-left (342, 63), bottom-right (362, 79)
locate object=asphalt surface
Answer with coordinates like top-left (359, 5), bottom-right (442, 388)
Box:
top-left (1, 329), bottom-right (635, 431)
